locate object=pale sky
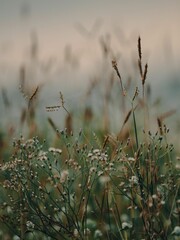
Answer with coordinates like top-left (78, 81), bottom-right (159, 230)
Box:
top-left (0, 0), bottom-right (180, 136)
top-left (0, 0), bottom-right (180, 87)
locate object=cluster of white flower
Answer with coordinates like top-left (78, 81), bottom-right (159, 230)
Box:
top-left (87, 149), bottom-right (108, 164)
top-left (60, 170), bottom-right (69, 183)
top-left (48, 147), bottom-right (62, 154)
top-left (38, 150), bottom-right (48, 161)
top-left (26, 220), bottom-right (35, 231)
top-left (129, 175), bottom-right (139, 185)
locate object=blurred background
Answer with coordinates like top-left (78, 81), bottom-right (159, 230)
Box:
top-left (0, 0), bottom-right (180, 138)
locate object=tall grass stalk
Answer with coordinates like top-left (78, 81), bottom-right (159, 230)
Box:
top-left (0, 38), bottom-right (179, 240)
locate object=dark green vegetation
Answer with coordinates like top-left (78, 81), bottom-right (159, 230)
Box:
top-left (0, 38), bottom-right (179, 240)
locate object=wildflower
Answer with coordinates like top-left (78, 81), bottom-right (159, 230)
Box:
top-left (94, 229), bottom-right (103, 238)
top-left (97, 171), bottom-right (103, 177)
top-left (128, 157), bottom-right (135, 162)
top-left (171, 226), bottom-right (180, 236)
top-left (13, 236), bottom-right (20, 240)
top-left (60, 170), bottom-right (69, 183)
top-left (56, 148), bottom-right (62, 154)
top-left (129, 176), bottom-right (138, 184)
top-left (73, 229), bottom-right (79, 238)
top-left (26, 139), bottom-right (35, 145)
top-left (119, 182), bottom-right (125, 187)
top-left (88, 152), bottom-right (93, 158)
top-left (26, 221), bottom-right (35, 231)
top-left (93, 149), bottom-right (101, 154)
top-left (90, 167), bottom-right (96, 173)
top-left (84, 228), bottom-right (91, 236)
top-left (152, 194), bottom-right (158, 199)
top-left (49, 147), bottom-right (56, 152)
top-left (99, 175), bottom-right (110, 184)
top-left (7, 206), bottom-right (13, 214)
top-left (99, 153), bottom-right (108, 162)
top-left (48, 147), bottom-right (62, 154)
top-left (175, 163), bottom-right (180, 170)
top-left (122, 222), bottom-right (132, 230)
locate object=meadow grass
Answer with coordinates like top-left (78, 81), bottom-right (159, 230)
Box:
top-left (0, 37), bottom-right (179, 240)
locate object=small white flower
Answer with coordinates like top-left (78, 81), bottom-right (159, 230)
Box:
top-left (88, 153), bottom-right (93, 158)
top-left (93, 149), bottom-right (100, 154)
top-left (13, 236), bottom-right (20, 240)
top-left (60, 170), bottom-right (69, 183)
top-left (90, 167), bottom-right (96, 173)
top-left (172, 226), bottom-right (180, 236)
top-left (122, 222), bottom-right (132, 230)
top-left (49, 147), bottom-right (55, 152)
top-left (152, 194), bottom-right (158, 199)
top-left (119, 182), bottom-right (125, 187)
top-left (98, 171), bottom-right (103, 177)
top-left (26, 221), bottom-right (34, 231)
top-left (94, 229), bottom-right (103, 238)
top-left (129, 176), bottom-right (138, 184)
top-left (99, 176), bottom-right (110, 184)
top-left (48, 147), bottom-right (62, 154)
top-left (175, 163), bottom-right (180, 170)
top-left (73, 228), bottom-right (79, 238)
top-left (7, 206), bottom-right (13, 214)
top-left (55, 148), bottom-right (62, 154)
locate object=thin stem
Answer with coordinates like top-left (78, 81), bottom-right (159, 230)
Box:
top-left (132, 105), bottom-right (139, 150)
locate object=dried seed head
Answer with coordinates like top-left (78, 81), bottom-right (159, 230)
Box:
top-left (157, 117), bottom-right (163, 135)
top-left (112, 60), bottom-right (126, 96)
top-left (112, 60), bottom-right (117, 69)
top-left (142, 63), bottom-right (148, 85)
top-left (28, 86), bottom-right (39, 109)
top-left (138, 59), bottom-right (143, 77)
top-left (138, 36), bottom-right (142, 60)
top-left (123, 109), bottom-right (132, 126)
top-left (132, 87), bottom-right (139, 101)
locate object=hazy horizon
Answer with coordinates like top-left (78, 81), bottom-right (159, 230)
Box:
top-left (0, 1), bottom-right (180, 113)
top-left (0, 0), bottom-right (180, 142)
top-left (0, 1), bottom-right (179, 85)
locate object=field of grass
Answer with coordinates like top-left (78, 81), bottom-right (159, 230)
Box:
top-left (0, 37), bottom-right (179, 240)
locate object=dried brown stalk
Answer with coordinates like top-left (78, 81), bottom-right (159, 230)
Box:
top-left (48, 117), bottom-right (60, 138)
top-left (28, 86), bottom-right (39, 109)
top-left (132, 87), bottom-right (139, 101)
top-left (112, 60), bottom-right (126, 96)
top-left (123, 109), bottom-right (132, 126)
top-left (46, 92), bottom-right (70, 115)
top-left (102, 135), bottom-right (109, 150)
top-left (65, 114), bottom-right (73, 135)
top-left (142, 63), bottom-right (148, 85)
top-left (138, 36), bottom-right (142, 60)
top-left (157, 117), bottom-right (163, 135)
top-left (138, 59), bottom-right (143, 78)
top-left (46, 106), bottom-right (61, 112)
top-left (61, 92), bottom-right (70, 115)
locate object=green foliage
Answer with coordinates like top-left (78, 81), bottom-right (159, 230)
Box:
top-left (0, 38), bottom-right (179, 240)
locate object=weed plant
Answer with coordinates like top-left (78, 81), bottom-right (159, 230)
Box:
top-left (0, 38), bottom-right (179, 240)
